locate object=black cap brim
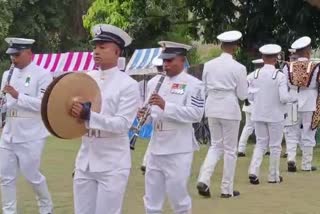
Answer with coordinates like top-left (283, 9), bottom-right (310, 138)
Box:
top-left (6, 48), bottom-right (21, 55)
top-left (158, 53), bottom-right (179, 60)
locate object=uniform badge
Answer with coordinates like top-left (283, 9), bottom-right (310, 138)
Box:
top-left (25, 76), bottom-right (31, 87)
top-left (171, 83), bottom-right (187, 95)
top-left (95, 26), bottom-right (102, 36)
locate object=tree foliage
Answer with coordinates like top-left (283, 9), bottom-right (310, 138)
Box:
top-left (0, 1), bottom-right (14, 45)
top-left (0, 0), bottom-right (91, 56)
top-left (187, 0), bottom-right (320, 60)
top-left (82, 0), bottom-right (200, 62)
top-left (83, 0), bottom-right (134, 31)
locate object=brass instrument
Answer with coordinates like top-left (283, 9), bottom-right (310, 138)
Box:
top-left (129, 73), bottom-right (166, 150)
top-left (0, 63), bottom-right (15, 128)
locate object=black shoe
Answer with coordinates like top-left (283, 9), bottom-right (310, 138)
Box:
top-left (238, 152), bottom-right (246, 157)
top-left (264, 151), bottom-right (270, 156)
top-left (140, 165), bottom-right (146, 175)
top-left (287, 161), bottom-right (297, 172)
top-left (249, 174), bottom-right (260, 185)
top-left (282, 153), bottom-right (288, 158)
top-left (268, 176), bottom-right (283, 184)
top-left (220, 190), bottom-right (240, 198)
top-left (196, 182), bottom-right (211, 197)
top-left (302, 166), bottom-right (317, 171)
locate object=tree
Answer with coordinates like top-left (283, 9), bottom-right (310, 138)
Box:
top-left (0, 0), bottom-right (91, 55)
top-left (83, 0), bottom-right (200, 62)
top-left (83, 0), bottom-right (191, 48)
top-left (0, 1), bottom-right (14, 46)
top-left (83, 0), bottom-right (134, 33)
top-left (187, 0), bottom-right (320, 62)
top-left (0, 0), bottom-right (92, 73)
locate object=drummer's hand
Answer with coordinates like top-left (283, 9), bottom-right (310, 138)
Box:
top-left (71, 101), bottom-right (83, 119)
top-left (3, 85), bottom-right (19, 99)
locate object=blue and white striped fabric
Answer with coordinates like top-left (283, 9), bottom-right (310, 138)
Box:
top-left (125, 48), bottom-right (190, 76)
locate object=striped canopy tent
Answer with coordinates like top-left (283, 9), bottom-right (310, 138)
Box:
top-left (32, 52), bottom-right (97, 76)
top-left (126, 48), bottom-right (162, 75)
top-left (125, 47), bottom-right (190, 76)
top-left (32, 52), bottom-right (127, 77)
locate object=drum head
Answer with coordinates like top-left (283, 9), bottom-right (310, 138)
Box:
top-left (41, 72), bottom-right (101, 139)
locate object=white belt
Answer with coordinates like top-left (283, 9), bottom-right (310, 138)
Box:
top-left (86, 129), bottom-right (127, 138)
top-left (155, 121), bottom-right (179, 131)
top-left (6, 109), bottom-right (39, 118)
top-left (208, 90), bottom-right (236, 96)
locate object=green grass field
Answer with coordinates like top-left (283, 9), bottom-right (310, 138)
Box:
top-left (3, 137), bottom-right (320, 214)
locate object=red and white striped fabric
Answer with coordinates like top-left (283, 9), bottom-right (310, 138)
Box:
top-left (32, 52), bottom-right (97, 73)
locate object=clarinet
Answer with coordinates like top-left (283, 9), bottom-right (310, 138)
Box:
top-left (129, 72), bottom-right (166, 150)
top-left (0, 63), bottom-right (15, 128)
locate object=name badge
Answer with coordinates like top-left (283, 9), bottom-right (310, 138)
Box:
top-left (171, 83), bottom-right (186, 95)
top-left (25, 76), bottom-right (31, 87)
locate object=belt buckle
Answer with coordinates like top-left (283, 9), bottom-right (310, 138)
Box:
top-left (87, 129), bottom-right (94, 137)
top-left (94, 130), bottom-right (101, 138)
top-left (10, 109), bottom-right (17, 117)
top-left (87, 130), bottom-right (100, 138)
top-left (156, 122), bottom-right (163, 131)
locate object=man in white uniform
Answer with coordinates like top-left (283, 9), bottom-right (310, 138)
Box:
top-left (283, 36), bottom-right (318, 172)
top-left (248, 44), bottom-right (297, 185)
top-left (282, 48), bottom-right (298, 159)
top-left (197, 31), bottom-right (247, 198)
top-left (140, 57), bottom-right (163, 174)
top-left (70, 24), bottom-right (140, 214)
top-left (142, 41), bottom-right (204, 214)
top-left (0, 38), bottom-right (53, 214)
top-left (238, 59), bottom-right (264, 157)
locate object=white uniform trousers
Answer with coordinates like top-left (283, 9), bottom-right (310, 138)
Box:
top-left (142, 142), bottom-right (151, 167)
top-left (0, 139), bottom-right (53, 214)
top-left (238, 112), bottom-right (254, 153)
top-left (144, 152), bottom-right (193, 214)
top-left (284, 112), bottom-right (316, 170)
top-left (73, 168), bottom-right (130, 214)
top-left (248, 121), bottom-right (283, 182)
top-left (197, 118), bottom-right (240, 195)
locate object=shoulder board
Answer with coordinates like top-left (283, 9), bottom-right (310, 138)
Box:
top-left (254, 68), bottom-right (260, 79)
top-left (272, 69), bottom-right (281, 80)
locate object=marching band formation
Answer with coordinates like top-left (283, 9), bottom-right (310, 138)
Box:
top-left (0, 23), bottom-right (319, 214)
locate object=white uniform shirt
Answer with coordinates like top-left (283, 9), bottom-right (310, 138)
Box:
top-left (249, 64), bottom-right (296, 123)
top-left (242, 72), bottom-right (255, 113)
top-left (75, 67), bottom-right (140, 172)
top-left (283, 57), bottom-right (319, 112)
top-left (0, 62), bottom-right (52, 144)
top-left (147, 71), bottom-right (205, 155)
top-left (203, 52), bottom-right (248, 120)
